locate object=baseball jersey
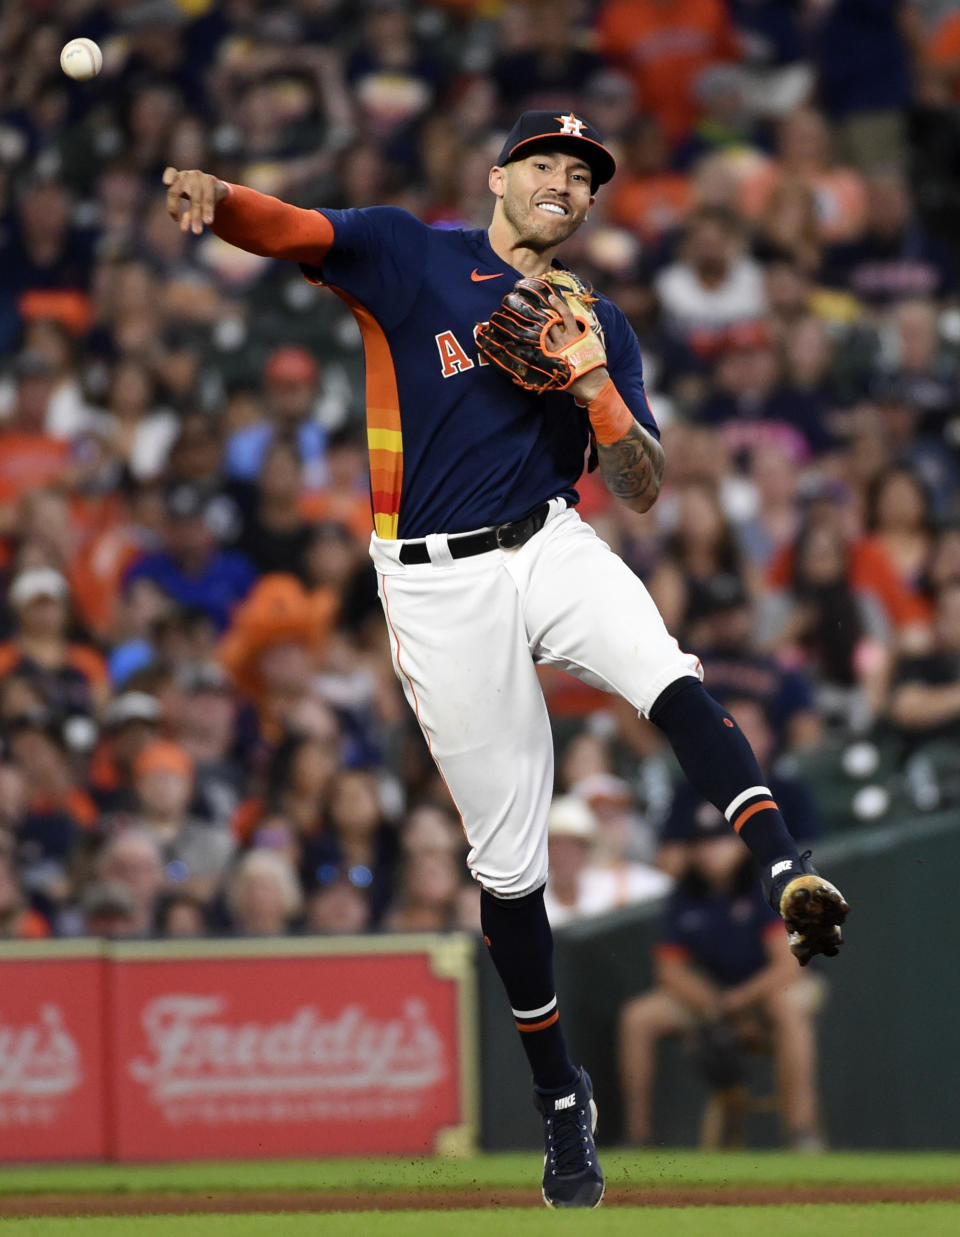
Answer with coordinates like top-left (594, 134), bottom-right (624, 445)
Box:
top-left (300, 207), bottom-right (658, 539)
top-left (657, 875), bottom-right (783, 987)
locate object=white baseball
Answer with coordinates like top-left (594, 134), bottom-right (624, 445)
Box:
top-left (60, 38), bottom-right (103, 82)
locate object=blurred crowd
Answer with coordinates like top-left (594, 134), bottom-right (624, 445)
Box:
top-left (2, 0), bottom-right (960, 943)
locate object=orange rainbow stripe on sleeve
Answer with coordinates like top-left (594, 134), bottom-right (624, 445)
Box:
top-left (332, 290), bottom-right (403, 539)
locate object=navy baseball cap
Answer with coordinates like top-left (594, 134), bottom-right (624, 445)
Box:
top-left (496, 109), bottom-right (617, 188)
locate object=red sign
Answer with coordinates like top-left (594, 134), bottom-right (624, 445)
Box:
top-left (0, 953), bottom-right (106, 1161)
top-left (108, 947), bottom-right (470, 1160)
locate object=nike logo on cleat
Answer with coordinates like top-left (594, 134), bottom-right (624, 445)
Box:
top-left (471, 269), bottom-right (503, 282)
top-left (555, 1094), bottom-right (576, 1110)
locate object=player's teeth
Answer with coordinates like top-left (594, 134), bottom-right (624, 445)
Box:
top-left (538, 203), bottom-right (565, 215)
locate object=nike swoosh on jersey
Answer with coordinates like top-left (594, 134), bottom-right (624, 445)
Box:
top-left (471, 269), bottom-right (504, 282)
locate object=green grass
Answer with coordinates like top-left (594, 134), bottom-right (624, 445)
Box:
top-left (1, 1206), bottom-right (959, 1237)
top-left (0, 1150), bottom-right (958, 1196)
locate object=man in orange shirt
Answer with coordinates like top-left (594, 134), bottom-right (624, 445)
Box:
top-left (596, 0), bottom-right (738, 146)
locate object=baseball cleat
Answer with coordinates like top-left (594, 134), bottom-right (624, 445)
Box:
top-left (779, 873), bottom-right (849, 965)
top-left (763, 853), bottom-right (850, 966)
top-left (533, 1067), bottom-right (604, 1209)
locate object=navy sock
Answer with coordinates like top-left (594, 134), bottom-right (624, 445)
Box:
top-left (480, 886), bottom-right (578, 1091)
top-left (650, 679), bottom-right (800, 880)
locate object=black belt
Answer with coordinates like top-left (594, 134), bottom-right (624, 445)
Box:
top-left (398, 503), bottom-right (551, 565)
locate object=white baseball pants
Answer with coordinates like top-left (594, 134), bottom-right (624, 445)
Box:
top-left (371, 500), bottom-right (702, 897)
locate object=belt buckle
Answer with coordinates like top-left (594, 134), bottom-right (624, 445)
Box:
top-left (495, 519), bottom-right (523, 550)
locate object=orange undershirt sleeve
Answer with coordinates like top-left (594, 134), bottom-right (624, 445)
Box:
top-left (211, 182), bottom-right (334, 265)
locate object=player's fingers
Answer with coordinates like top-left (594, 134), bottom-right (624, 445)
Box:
top-left (545, 322), bottom-right (565, 351)
top-left (548, 292), bottom-right (577, 333)
top-left (190, 176), bottom-right (205, 234)
top-left (165, 172), bottom-right (187, 223)
top-left (202, 175), bottom-right (216, 225)
top-left (162, 166), bottom-right (177, 186)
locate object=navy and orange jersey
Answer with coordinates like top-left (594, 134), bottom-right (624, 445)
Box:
top-left (300, 207), bottom-right (658, 540)
top-left (655, 878), bottom-right (783, 987)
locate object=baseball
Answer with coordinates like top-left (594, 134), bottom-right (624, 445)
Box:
top-left (60, 38), bottom-right (103, 81)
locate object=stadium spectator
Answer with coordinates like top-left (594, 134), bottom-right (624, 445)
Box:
top-left (606, 117), bottom-right (693, 244)
top-left (672, 62), bottom-right (763, 172)
top-left (647, 480), bottom-right (751, 640)
top-left (227, 848), bottom-right (303, 937)
top-left (95, 828), bottom-right (167, 939)
top-left (571, 771), bottom-right (659, 866)
top-left (224, 346), bottom-right (332, 489)
top-left (225, 435), bottom-right (314, 578)
top-left (595, 0), bottom-right (738, 145)
top-left (871, 298), bottom-right (959, 436)
top-left (156, 889), bottom-right (209, 938)
top-left (384, 848), bottom-right (464, 932)
top-left (825, 172), bottom-right (957, 309)
top-left (753, 178), bottom-right (823, 275)
top-left (218, 573), bottom-right (339, 740)
top-left (90, 690), bottom-right (161, 821)
top-left (305, 869), bottom-right (374, 935)
top-left (617, 813), bottom-right (824, 1149)
top-left (696, 319), bottom-right (834, 456)
top-left (887, 580), bottom-right (960, 751)
top-left (739, 106), bottom-right (867, 244)
top-left (123, 482), bottom-right (256, 634)
top-left (78, 880), bottom-right (141, 939)
top-left (0, 353), bottom-right (72, 523)
top-left (654, 206), bottom-right (767, 357)
top-left (0, 852), bottom-right (50, 939)
top-left (765, 481), bottom-right (933, 645)
top-left (808, 0), bottom-right (913, 172)
top-left (172, 661), bottom-right (246, 830)
top-left (758, 512), bottom-right (892, 734)
top-left (0, 567), bottom-right (109, 721)
top-left (309, 768), bottom-right (398, 926)
top-left (131, 739), bottom-right (234, 901)
top-left (491, 0), bottom-right (604, 113)
top-left (864, 466), bottom-right (937, 615)
top-left (4, 179), bottom-right (94, 351)
top-left (683, 575), bottom-right (823, 753)
top-left (543, 795), bottom-right (671, 927)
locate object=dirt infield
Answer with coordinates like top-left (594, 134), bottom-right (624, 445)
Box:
top-left (2, 1184), bottom-right (959, 1216)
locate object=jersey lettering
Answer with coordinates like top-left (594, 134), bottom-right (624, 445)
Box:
top-left (435, 330), bottom-right (475, 378)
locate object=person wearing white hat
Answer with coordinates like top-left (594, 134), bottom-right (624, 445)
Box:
top-left (0, 567), bottom-right (109, 720)
top-left (544, 795), bottom-right (672, 928)
top-left (8, 566), bottom-right (68, 609)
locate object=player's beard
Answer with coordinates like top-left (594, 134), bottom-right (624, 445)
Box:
top-left (503, 192), bottom-right (582, 252)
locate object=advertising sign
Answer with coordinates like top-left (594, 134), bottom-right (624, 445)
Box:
top-left (0, 946), bottom-right (106, 1161)
top-left (108, 938), bottom-right (476, 1160)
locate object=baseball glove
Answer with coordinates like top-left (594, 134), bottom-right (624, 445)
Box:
top-left (475, 269), bottom-right (606, 392)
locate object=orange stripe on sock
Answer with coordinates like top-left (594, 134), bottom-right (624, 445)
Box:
top-left (517, 1011), bottom-right (560, 1033)
top-left (732, 799), bottom-right (778, 833)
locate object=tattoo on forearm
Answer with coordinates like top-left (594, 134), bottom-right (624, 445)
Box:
top-left (596, 423), bottom-right (664, 510)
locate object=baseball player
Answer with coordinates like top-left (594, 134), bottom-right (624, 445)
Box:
top-left (164, 109), bottom-right (849, 1208)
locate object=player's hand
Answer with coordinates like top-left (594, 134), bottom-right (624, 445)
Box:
top-left (162, 166), bottom-right (229, 235)
top-left (545, 292), bottom-right (608, 402)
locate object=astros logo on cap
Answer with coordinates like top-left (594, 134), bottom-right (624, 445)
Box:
top-left (555, 113), bottom-right (587, 136)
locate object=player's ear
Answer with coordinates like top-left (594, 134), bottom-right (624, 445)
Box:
top-left (489, 165), bottom-right (505, 198)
